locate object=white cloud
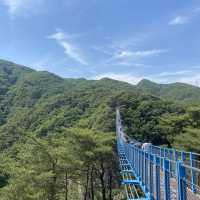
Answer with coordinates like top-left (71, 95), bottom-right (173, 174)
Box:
top-left (92, 33), bottom-right (167, 67)
top-left (154, 70), bottom-right (192, 77)
top-left (1, 0), bottom-right (45, 16)
top-left (110, 34), bottom-right (148, 49)
top-left (109, 61), bottom-right (145, 67)
top-left (149, 70), bottom-right (200, 87)
top-left (47, 30), bottom-right (88, 65)
top-left (154, 73), bottom-right (200, 87)
top-left (103, 49), bottom-right (167, 67)
top-left (114, 49), bottom-right (166, 60)
top-left (94, 73), bottom-right (144, 85)
top-left (93, 69), bottom-right (200, 87)
top-left (177, 74), bottom-right (200, 87)
top-left (169, 16), bottom-right (189, 25)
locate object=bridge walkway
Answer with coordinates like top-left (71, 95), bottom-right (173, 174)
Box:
top-left (116, 108), bottom-right (200, 200)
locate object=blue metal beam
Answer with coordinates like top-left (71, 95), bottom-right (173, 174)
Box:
top-left (116, 108), bottom-right (200, 200)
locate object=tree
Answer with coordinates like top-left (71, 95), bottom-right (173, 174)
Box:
top-left (173, 128), bottom-right (200, 153)
top-left (0, 132), bottom-right (81, 200)
top-left (0, 128), bottom-right (119, 200)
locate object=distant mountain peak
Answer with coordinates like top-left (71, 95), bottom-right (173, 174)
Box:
top-left (137, 78), bottom-right (200, 102)
top-left (137, 79), bottom-right (156, 86)
top-left (1, 59), bottom-right (200, 103)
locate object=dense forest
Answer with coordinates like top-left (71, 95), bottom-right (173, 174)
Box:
top-left (137, 79), bottom-right (200, 103)
top-left (0, 59), bottom-right (200, 199)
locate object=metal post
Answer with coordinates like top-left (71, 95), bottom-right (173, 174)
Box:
top-left (181, 151), bottom-right (186, 163)
top-left (139, 149), bottom-right (141, 179)
top-left (135, 148), bottom-right (138, 175)
top-left (174, 149), bottom-right (178, 161)
top-left (190, 152), bottom-right (196, 193)
top-left (142, 151), bottom-right (144, 185)
top-left (155, 156), bottom-right (161, 200)
top-left (145, 152), bottom-right (149, 192)
top-left (160, 147), bottom-right (162, 157)
top-left (164, 159), bottom-right (170, 200)
top-left (135, 147), bottom-right (137, 171)
top-left (170, 149), bottom-right (173, 160)
top-left (131, 146), bottom-right (134, 168)
top-left (160, 148), bottom-right (163, 172)
top-left (140, 150), bottom-right (143, 179)
top-left (174, 149), bottom-right (178, 176)
top-left (164, 148), bottom-right (167, 158)
top-left (151, 145), bottom-right (153, 154)
top-left (149, 154), bottom-right (154, 199)
top-left (177, 161), bottom-right (187, 200)
top-left (138, 149), bottom-right (140, 176)
top-left (128, 144), bottom-right (130, 160)
top-left (133, 146), bottom-right (136, 169)
top-left (169, 149), bottom-right (173, 173)
top-left (136, 148), bottom-right (138, 174)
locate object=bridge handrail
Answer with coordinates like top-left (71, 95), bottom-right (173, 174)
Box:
top-left (116, 108), bottom-right (200, 200)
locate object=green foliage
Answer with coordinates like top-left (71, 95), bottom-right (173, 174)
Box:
top-left (0, 60), bottom-right (124, 199)
top-left (173, 128), bottom-right (200, 152)
top-left (0, 129), bottom-right (116, 200)
top-left (137, 79), bottom-right (200, 103)
top-left (1, 59), bottom-right (200, 198)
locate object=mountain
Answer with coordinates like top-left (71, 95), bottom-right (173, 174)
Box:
top-left (137, 79), bottom-right (200, 103)
top-left (0, 60), bottom-right (140, 140)
top-left (0, 60), bottom-right (147, 199)
top-left (0, 59), bottom-right (199, 142)
top-left (0, 59), bottom-right (199, 144)
top-left (1, 59), bottom-right (200, 199)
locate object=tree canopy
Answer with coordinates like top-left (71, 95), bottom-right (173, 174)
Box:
top-left (1, 59), bottom-right (200, 199)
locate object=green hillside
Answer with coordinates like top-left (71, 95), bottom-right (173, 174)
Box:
top-left (137, 79), bottom-right (200, 103)
top-left (0, 59), bottom-right (200, 149)
top-left (0, 60), bottom-right (200, 199)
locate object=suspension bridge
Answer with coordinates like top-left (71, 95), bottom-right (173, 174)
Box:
top-left (116, 108), bottom-right (200, 200)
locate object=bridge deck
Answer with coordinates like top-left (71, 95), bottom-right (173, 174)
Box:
top-left (116, 108), bottom-right (200, 200)
top-left (118, 145), bottom-right (148, 200)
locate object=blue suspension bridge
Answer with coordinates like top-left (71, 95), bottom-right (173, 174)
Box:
top-left (116, 108), bottom-right (200, 200)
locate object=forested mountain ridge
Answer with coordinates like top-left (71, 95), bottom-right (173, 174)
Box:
top-left (0, 59), bottom-right (200, 199)
top-left (137, 79), bottom-right (200, 103)
top-left (0, 59), bottom-right (200, 147)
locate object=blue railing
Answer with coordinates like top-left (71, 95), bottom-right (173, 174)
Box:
top-left (116, 109), bottom-right (200, 200)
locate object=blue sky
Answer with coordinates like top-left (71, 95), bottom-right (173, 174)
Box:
top-left (1, 0), bottom-right (200, 86)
